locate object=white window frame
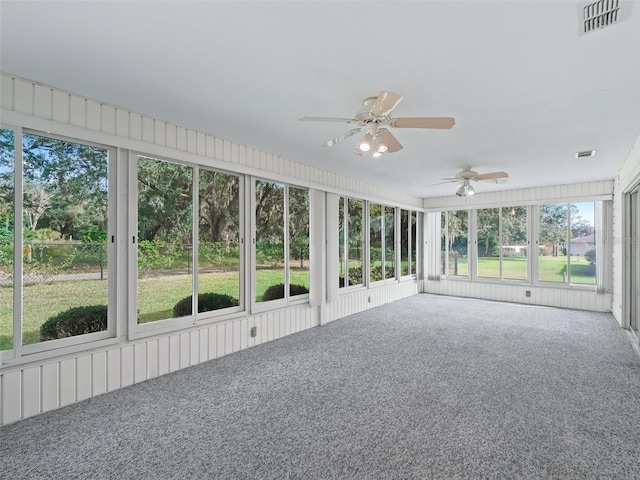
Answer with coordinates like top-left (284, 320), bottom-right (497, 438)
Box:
top-left (1, 126), bottom-right (118, 363)
top-left (251, 177), bottom-right (309, 315)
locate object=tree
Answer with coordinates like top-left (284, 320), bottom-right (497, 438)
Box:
top-left (477, 208), bottom-right (499, 256)
top-left (198, 170), bottom-right (240, 246)
top-left (137, 157), bottom-right (192, 243)
top-left (23, 186), bottom-right (52, 231)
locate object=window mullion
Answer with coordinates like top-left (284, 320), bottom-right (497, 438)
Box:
top-left (192, 165), bottom-right (199, 320)
top-left (13, 127), bottom-right (23, 359)
top-left (284, 186), bottom-right (290, 300)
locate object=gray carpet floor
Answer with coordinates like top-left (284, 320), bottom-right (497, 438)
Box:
top-left (2, 294), bottom-right (640, 479)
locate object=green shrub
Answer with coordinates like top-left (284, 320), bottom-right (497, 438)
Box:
top-left (173, 292), bottom-right (239, 317)
top-left (585, 248), bottom-right (596, 265)
top-left (262, 283), bottom-right (309, 301)
top-left (40, 305), bottom-right (107, 341)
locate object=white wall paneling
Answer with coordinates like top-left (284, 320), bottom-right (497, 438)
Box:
top-left (0, 302), bottom-right (324, 425)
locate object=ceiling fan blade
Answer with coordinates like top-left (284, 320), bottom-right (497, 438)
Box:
top-left (370, 91), bottom-right (403, 117)
top-left (299, 116), bottom-right (357, 123)
top-left (323, 128), bottom-right (362, 147)
top-left (474, 171), bottom-right (509, 182)
top-left (391, 117), bottom-right (456, 129)
top-left (425, 180), bottom-right (459, 187)
top-left (377, 128), bottom-right (403, 153)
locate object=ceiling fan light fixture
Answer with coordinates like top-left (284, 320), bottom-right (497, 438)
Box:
top-left (466, 184), bottom-right (476, 196)
top-left (372, 151), bottom-right (382, 158)
top-left (358, 135), bottom-right (372, 152)
top-left (456, 185), bottom-right (466, 197)
top-left (377, 143), bottom-right (388, 153)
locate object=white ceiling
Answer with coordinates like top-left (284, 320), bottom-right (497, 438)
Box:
top-left (1, 1), bottom-right (639, 198)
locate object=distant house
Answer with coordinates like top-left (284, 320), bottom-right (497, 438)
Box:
top-left (569, 233), bottom-right (595, 256)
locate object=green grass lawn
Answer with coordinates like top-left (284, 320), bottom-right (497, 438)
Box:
top-left (466, 255), bottom-right (595, 284)
top-left (0, 256), bottom-right (594, 352)
top-left (0, 267), bottom-right (311, 351)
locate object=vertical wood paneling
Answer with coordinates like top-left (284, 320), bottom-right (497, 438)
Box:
top-left (225, 322), bottom-right (234, 354)
top-left (196, 132), bottom-right (206, 156)
top-left (175, 126), bottom-right (187, 151)
top-left (60, 359), bottom-right (76, 406)
top-left (107, 350), bottom-right (121, 392)
top-left (142, 116), bottom-right (154, 143)
top-left (0, 75), bottom-right (13, 111)
top-left (91, 352), bottom-right (107, 396)
top-left (101, 105), bottom-right (116, 135)
top-left (206, 135), bottom-right (216, 158)
top-left (41, 363), bottom-right (58, 412)
top-left (134, 343), bottom-right (147, 383)
top-left (158, 337), bottom-right (170, 376)
top-left (13, 78), bottom-right (33, 115)
top-left (199, 330), bottom-right (209, 363)
top-left (166, 123), bottom-right (177, 149)
top-left (216, 324), bottom-right (226, 356)
top-left (154, 120), bottom-right (166, 146)
top-left (52, 90), bottom-right (70, 124)
top-left (69, 95), bottom-right (86, 128)
top-left (129, 113), bottom-right (143, 140)
top-left (33, 85), bottom-right (52, 119)
top-left (121, 345), bottom-right (134, 387)
top-left (233, 320), bottom-right (241, 352)
top-left (239, 145), bottom-right (247, 165)
top-left (169, 335), bottom-right (180, 372)
top-left (215, 138), bottom-right (224, 160)
top-left (115, 109), bottom-right (129, 138)
top-left (179, 333), bottom-right (190, 368)
top-left (190, 331), bottom-right (200, 366)
top-left (22, 367), bottom-right (41, 418)
top-left (147, 340), bottom-right (159, 379)
top-left (208, 326), bottom-right (218, 359)
top-left (187, 129), bottom-right (197, 153)
top-left (86, 99), bottom-right (101, 131)
top-left (76, 355), bottom-right (92, 401)
top-left (2, 371), bottom-right (21, 424)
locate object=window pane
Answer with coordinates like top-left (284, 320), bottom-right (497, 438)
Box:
top-left (289, 187), bottom-right (309, 296)
top-left (198, 170), bottom-right (240, 312)
top-left (400, 209), bottom-right (409, 276)
top-left (338, 197), bottom-right (345, 288)
top-left (539, 203), bottom-right (568, 283)
top-left (477, 208), bottom-right (500, 278)
top-left (347, 199), bottom-right (364, 286)
top-left (0, 129), bottom-right (14, 351)
top-left (384, 206), bottom-right (395, 279)
top-left (370, 203), bottom-right (383, 282)
top-left (447, 211), bottom-right (468, 276)
top-left (255, 181), bottom-right (285, 302)
top-left (410, 211), bottom-right (417, 276)
top-left (22, 133), bottom-right (109, 345)
top-left (569, 202), bottom-right (596, 285)
top-left (501, 206), bottom-right (528, 280)
top-left (138, 156), bottom-right (193, 323)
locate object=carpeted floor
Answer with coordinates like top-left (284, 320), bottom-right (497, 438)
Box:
top-left (2, 294), bottom-right (640, 479)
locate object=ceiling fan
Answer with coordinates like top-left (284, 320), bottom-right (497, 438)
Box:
top-left (299, 91), bottom-right (455, 157)
top-left (428, 168), bottom-right (509, 197)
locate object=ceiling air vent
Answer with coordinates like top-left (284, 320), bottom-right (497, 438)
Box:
top-left (578, 0), bottom-right (628, 36)
top-left (576, 150), bottom-right (597, 158)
